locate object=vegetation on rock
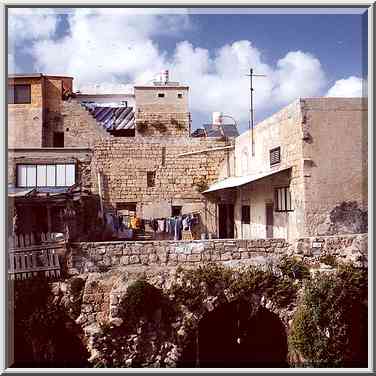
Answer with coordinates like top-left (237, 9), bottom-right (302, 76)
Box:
top-left (289, 264), bottom-right (367, 367)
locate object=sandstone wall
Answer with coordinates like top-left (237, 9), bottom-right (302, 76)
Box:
top-left (68, 233), bottom-right (367, 274)
top-left (91, 138), bottom-right (232, 234)
top-left (8, 78), bottom-right (44, 148)
top-left (43, 77), bottom-right (70, 147)
top-left (61, 99), bottom-right (110, 148)
top-left (301, 98), bottom-right (368, 236)
top-left (134, 85), bottom-right (189, 113)
top-left (233, 100), bottom-right (305, 240)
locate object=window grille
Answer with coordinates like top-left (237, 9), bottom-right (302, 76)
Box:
top-left (17, 164), bottom-right (75, 188)
top-left (241, 205), bottom-right (251, 224)
top-left (275, 187), bottom-right (293, 212)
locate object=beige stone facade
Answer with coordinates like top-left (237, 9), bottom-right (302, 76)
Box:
top-left (8, 74), bottom-right (73, 148)
top-left (208, 98), bottom-right (367, 240)
top-left (8, 72), bottom-right (366, 241)
top-left (8, 74), bottom-right (232, 239)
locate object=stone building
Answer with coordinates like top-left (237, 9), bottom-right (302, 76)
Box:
top-left (7, 72), bottom-right (233, 240)
top-left (204, 98), bottom-right (368, 240)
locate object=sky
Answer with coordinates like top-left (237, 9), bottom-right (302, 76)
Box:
top-left (7, 7), bottom-right (368, 133)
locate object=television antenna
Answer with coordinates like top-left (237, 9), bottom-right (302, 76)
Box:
top-left (246, 68), bottom-right (266, 156)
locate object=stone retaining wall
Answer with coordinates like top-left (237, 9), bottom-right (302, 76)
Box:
top-left (68, 233), bottom-right (367, 274)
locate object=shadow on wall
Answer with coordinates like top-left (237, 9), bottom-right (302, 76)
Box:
top-left (179, 299), bottom-right (288, 368)
top-left (328, 201), bottom-right (367, 235)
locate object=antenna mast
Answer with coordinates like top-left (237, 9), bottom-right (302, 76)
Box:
top-left (246, 68), bottom-right (266, 156)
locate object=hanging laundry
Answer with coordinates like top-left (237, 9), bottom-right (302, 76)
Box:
top-left (150, 219), bottom-right (158, 232)
top-left (174, 216), bottom-right (183, 241)
top-left (157, 219), bottom-right (165, 233)
top-left (182, 216), bottom-right (190, 231)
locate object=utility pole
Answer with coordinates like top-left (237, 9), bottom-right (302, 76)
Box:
top-left (246, 68), bottom-right (266, 156)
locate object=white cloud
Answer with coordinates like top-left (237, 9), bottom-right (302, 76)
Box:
top-left (8, 8), bottom-right (58, 45)
top-left (326, 76), bottom-right (366, 97)
top-left (272, 51), bottom-right (326, 104)
top-left (10, 9), bottom-right (332, 129)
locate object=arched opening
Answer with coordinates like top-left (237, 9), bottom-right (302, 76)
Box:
top-left (179, 299), bottom-right (288, 368)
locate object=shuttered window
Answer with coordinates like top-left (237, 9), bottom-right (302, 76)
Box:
top-left (16, 164), bottom-right (76, 187)
top-left (275, 187), bottom-right (293, 212)
top-left (147, 171), bottom-right (156, 187)
top-left (270, 147), bottom-right (281, 166)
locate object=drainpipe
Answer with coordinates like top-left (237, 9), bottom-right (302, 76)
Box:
top-left (97, 170), bottom-right (104, 219)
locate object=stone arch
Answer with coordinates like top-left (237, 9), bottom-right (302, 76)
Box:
top-left (177, 294), bottom-right (289, 368)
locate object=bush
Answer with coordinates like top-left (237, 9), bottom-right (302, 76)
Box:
top-left (119, 279), bottom-right (173, 331)
top-left (289, 265), bottom-right (367, 367)
top-left (279, 256), bottom-right (310, 280)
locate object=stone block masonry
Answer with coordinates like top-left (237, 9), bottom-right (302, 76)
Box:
top-left (68, 233), bottom-right (367, 274)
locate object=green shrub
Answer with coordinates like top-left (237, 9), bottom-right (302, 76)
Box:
top-left (279, 256), bottom-right (310, 280)
top-left (319, 254), bottom-right (338, 267)
top-left (119, 279), bottom-right (173, 330)
top-left (289, 265), bottom-right (367, 367)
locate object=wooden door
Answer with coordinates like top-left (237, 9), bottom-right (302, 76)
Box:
top-left (266, 204), bottom-right (273, 238)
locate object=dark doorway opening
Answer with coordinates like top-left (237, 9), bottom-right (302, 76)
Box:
top-left (172, 206), bottom-right (182, 216)
top-left (218, 204), bottom-right (234, 239)
top-left (179, 300), bottom-right (288, 368)
top-left (53, 132), bottom-right (64, 147)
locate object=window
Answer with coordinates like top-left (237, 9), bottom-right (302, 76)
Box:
top-left (172, 206), bottom-right (182, 216)
top-left (241, 205), bottom-right (250, 224)
top-left (275, 187), bottom-right (293, 212)
top-left (147, 171), bottom-right (156, 187)
top-left (116, 202), bottom-right (136, 217)
top-left (161, 147), bottom-right (166, 166)
top-left (158, 93), bottom-right (165, 98)
top-left (270, 147), bottom-right (281, 166)
top-left (16, 164), bottom-right (76, 188)
top-left (8, 84), bottom-right (31, 104)
top-left (53, 132), bottom-right (64, 147)
top-left (109, 129), bottom-right (135, 137)
top-left (177, 93), bottom-right (183, 99)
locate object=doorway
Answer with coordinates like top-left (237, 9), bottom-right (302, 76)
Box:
top-left (218, 204), bottom-right (234, 239)
top-left (266, 203), bottom-right (273, 238)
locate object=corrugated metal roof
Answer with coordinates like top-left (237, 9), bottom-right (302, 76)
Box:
top-left (81, 102), bottom-right (135, 131)
top-left (203, 167), bottom-right (292, 193)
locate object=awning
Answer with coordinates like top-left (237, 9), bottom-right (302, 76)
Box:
top-left (203, 167), bottom-right (292, 193)
top-left (8, 187), bottom-right (36, 197)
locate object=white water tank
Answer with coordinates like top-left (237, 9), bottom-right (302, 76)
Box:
top-left (212, 112), bottom-right (223, 125)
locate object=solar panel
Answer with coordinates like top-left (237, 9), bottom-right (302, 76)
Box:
top-left (221, 124), bottom-right (239, 137)
top-left (203, 124), bottom-right (222, 137)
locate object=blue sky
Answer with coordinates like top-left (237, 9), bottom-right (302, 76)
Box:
top-left (8, 8), bottom-right (368, 133)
